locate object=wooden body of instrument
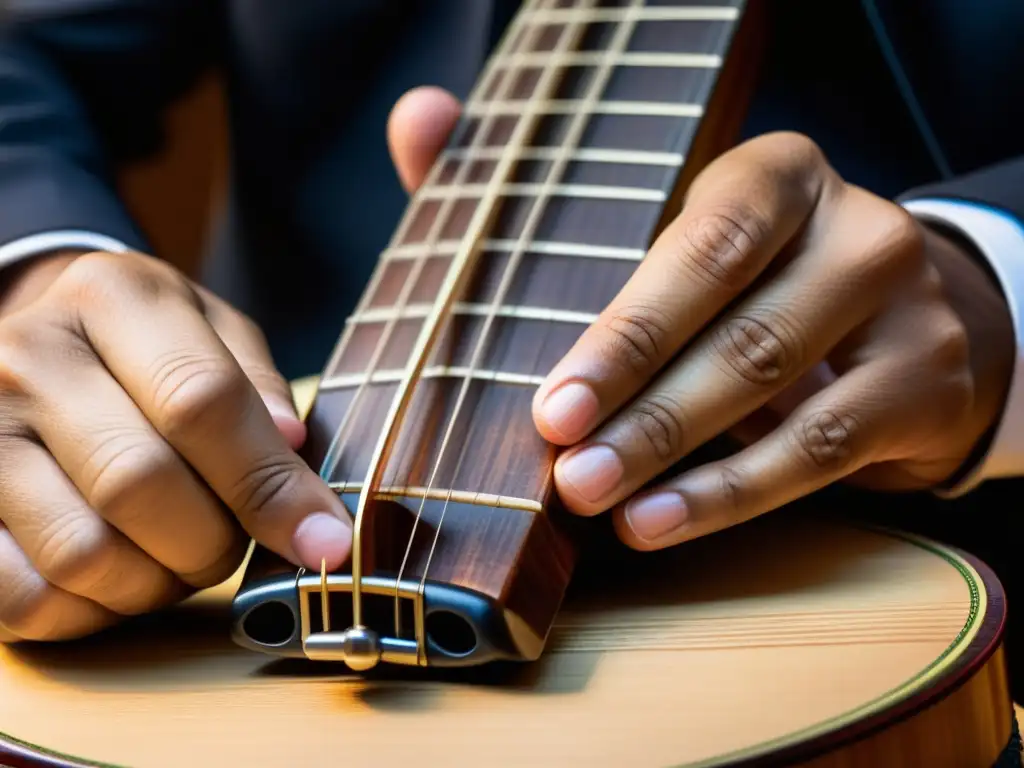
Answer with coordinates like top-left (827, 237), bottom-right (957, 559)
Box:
top-left (0, 508), bottom-right (1015, 766)
top-left (1, 1), bottom-right (1016, 765)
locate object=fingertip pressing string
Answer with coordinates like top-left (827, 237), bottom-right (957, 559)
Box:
top-left (860, 0), bottom-right (954, 180)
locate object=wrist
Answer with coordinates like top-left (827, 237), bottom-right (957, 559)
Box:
top-left (0, 249), bottom-right (90, 317)
top-left (922, 224), bottom-right (1015, 468)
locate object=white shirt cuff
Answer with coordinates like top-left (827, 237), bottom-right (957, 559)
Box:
top-left (903, 198), bottom-right (1024, 494)
top-left (0, 230), bottom-right (130, 271)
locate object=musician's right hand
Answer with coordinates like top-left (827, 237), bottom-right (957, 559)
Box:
top-left (0, 86), bottom-right (460, 644)
top-left (0, 249), bottom-right (355, 643)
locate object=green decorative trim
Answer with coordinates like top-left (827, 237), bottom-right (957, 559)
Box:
top-left (677, 525), bottom-right (988, 767)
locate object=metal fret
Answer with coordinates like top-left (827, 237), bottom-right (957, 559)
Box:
top-left (386, 239), bottom-right (647, 262)
top-left (321, 366), bottom-right (546, 391)
top-left (464, 99), bottom-right (704, 117)
top-left (418, 182), bottom-right (666, 203)
top-left (525, 7), bottom-right (739, 23)
top-left (497, 51), bottom-right (721, 68)
top-left (328, 483), bottom-right (544, 514)
top-left (348, 302), bottom-right (598, 326)
top-left (443, 146), bottom-right (684, 166)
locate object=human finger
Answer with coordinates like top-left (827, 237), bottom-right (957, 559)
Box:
top-left (615, 349), bottom-right (960, 551)
top-left (533, 132), bottom-right (833, 446)
top-left (551, 187), bottom-right (923, 515)
top-left (199, 287), bottom-right (307, 451)
top-left (0, 523), bottom-right (117, 642)
top-left (49, 253), bottom-right (352, 571)
top-left (0, 437), bottom-right (182, 617)
top-left (2, 306), bottom-right (247, 586)
top-left (387, 86), bottom-right (463, 193)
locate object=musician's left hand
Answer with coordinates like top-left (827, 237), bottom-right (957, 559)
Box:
top-left (388, 89), bottom-right (1015, 552)
top-left (529, 132), bottom-right (1016, 550)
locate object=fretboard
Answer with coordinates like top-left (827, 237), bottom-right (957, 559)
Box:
top-left (302, 0), bottom-right (746, 511)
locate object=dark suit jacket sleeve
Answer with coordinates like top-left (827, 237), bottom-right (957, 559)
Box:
top-left (0, 1), bottom-right (219, 252)
top-left (899, 157), bottom-right (1024, 224)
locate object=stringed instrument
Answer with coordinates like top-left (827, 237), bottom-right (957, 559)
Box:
top-left (0, 0), bottom-right (1018, 765)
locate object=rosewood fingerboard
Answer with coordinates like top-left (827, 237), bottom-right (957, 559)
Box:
top-left (299, 0), bottom-right (749, 599)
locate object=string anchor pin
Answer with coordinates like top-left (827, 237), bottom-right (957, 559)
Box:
top-left (338, 626), bottom-right (382, 671)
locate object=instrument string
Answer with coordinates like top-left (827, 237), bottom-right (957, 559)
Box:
top-left (309, 7), bottom-right (538, 639)
top-left (316, 11), bottom-right (531, 490)
top-left (408, 0), bottom-right (646, 616)
top-left (350, 0), bottom-right (579, 637)
top-left (388, 0), bottom-right (559, 638)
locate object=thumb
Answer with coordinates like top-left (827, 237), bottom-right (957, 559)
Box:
top-left (198, 288), bottom-right (307, 450)
top-left (387, 86), bottom-right (463, 193)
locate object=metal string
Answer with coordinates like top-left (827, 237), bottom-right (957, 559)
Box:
top-left (310, 3), bottom-right (541, 638)
top-left (405, 0), bottom-right (647, 622)
top-left (387, 0), bottom-right (571, 638)
top-left (315, 10), bottom-right (534, 490)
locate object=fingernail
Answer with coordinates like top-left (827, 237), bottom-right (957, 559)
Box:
top-left (264, 397), bottom-right (307, 450)
top-left (539, 382), bottom-right (600, 442)
top-left (292, 513), bottom-right (352, 570)
top-left (558, 445), bottom-right (623, 503)
top-left (625, 492), bottom-right (688, 541)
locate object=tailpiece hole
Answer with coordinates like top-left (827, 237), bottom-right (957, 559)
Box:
top-left (242, 600), bottom-right (296, 646)
top-left (426, 610), bottom-right (477, 657)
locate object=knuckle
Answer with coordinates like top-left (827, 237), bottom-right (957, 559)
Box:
top-left (57, 251), bottom-right (189, 307)
top-left (925, 315), bottom-right (974, 419)
top-left (600, 307), bottom-right (671, 376)
top-left (0, 322), bottom-right (38, 400)
top-left (56, 251), bottom-right (132, 299)
top-left (229, 455), bottom-right (305, 519)
top-left (0, 315), bottom-right (95, 433)
top-left (716, 464), bottom-right (747, 517)
top-left (182, 535), bottom-right (248, 590)
top-left (151, 352), bottom-right (247, 440)
top-left (627, 394), bottom-right (687, 463)
top-left (676, 207), bottom-right (768, 291)
top-left (860, 206), bottom-right (927, 280)
top-left (32, 514), bottom-right (120, 595)
top-left (944, 371), bottom-right (975, 425)
top-left (885, 207), bottom-right (927, 257)
top-left (83, 430), bottom-right (178, 518)
top-left (929, 315), bottom-right (971, 371)
top-left (792, 410), bottom-right (859, 471)
top-left (710, 313), bottom-right (801, 387)
top-left (760, 131), bottom-right (827, 172)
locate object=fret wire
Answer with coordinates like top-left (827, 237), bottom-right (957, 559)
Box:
top-left (386, 238), bottom-right (647, 262)
top-left (328, 483), bottom-right (543, 514)
top-left (525, 7), bottom-right (739, 22)
top-left (346, 302), bottom-right (598, 326)
top-left (494, 51), bottom-right (721, 68)
top-left (443, 146), bottom-right (685, 166)
top-left (320, 366), bottom-right (546, 391)
top-left (464, 99), bottom-right (704, 117)
top-left (417, 182), bottom-right (667, 203)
